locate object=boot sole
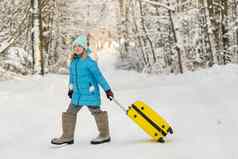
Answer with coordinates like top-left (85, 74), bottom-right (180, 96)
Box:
top-left (51, 140), bottom-right (74, 145)
top-left (90, 138), bottom-right (111, 145)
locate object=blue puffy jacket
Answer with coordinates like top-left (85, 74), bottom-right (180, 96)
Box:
top-left (69, 55), bottom-right (111, 107)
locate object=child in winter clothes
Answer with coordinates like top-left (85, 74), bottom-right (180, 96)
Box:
top-left (51, 35), bottom-right (114, 145)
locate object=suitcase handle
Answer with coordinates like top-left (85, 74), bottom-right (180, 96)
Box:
top-left (111, 98), bottom-right (127, 113)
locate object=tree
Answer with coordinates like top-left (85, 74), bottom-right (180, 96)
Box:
top-left (31, 0), bottom-right (44, 75)
top-left (117, 0), bottom-right (130, 58)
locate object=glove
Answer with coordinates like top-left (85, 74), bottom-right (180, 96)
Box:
top-left (105, 89), bottom-right (114, 101)
top-left (68, 89), bottom-right (73, 99)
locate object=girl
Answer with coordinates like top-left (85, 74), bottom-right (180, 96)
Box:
top-left (51, 35), bottom-right (114, 145)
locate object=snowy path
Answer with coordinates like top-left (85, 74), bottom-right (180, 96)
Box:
top-left (0, 49), bottom-right (238, 159)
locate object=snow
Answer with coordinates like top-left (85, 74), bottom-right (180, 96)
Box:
top-left (0, 39), bottom-right (14, 53)
top-left (0, 48), bottom-right (238, 159)
top-left (140, 0), bottom-right (175, 11)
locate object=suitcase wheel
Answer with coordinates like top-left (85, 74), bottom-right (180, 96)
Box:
top-left (167, 127), bottom-right (173, 134)
top-left (157, 137), bottom-right (165, 143)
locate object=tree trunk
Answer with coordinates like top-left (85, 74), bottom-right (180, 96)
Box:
top-left (232, 0), bottom-right (238, 63)
top-left (166, 0), bottom-right (183, 74)
top-left (204, 0), bottom-right (217, 65)
top-left (31, 0), bottom-right (44, 75)
top-left (138, 1), bottom-right (156, 65)
top-left (124, 0), bottom-right (130, 58)
top-left (131, 0), bottom-right (148, 66)
top-left (221, 0), bottom-right (229, 64)
top-left (118, 0), bottom-right (129, 59)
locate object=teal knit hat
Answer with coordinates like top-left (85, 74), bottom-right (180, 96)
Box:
top-left (71, 35), bottom-right (92, 54)
top-left (72, 35), bottom-right (87, 48)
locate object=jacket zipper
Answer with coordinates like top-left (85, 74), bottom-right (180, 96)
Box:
top-left (74, 59), bottom-right (80, 104)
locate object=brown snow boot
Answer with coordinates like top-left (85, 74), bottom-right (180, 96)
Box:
top-left (90, 111), bottom-right (111, 144)
top-left (51, 112), bottom-right (77, 145)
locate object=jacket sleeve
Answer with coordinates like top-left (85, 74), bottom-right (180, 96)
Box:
top-left (87, 59), bottom-right (111, 91)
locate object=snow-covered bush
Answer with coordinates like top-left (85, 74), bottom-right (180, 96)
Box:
top-left (115, 48), bottom-right (145, 72)
top-left (1, 47), bottom-right (32, 75)
top-left (49, 53), bottom-right (69, 74)
top-left (0, 66), bottom-right (24, 81)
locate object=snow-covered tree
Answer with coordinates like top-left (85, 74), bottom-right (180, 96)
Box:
top-left (116, 0), bottom-right (238, 74)
top-left (1, 0), bottom-right (238, 78)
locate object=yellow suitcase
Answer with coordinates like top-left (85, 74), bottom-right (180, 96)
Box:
top-left (113, 99), bottom-right (173, 143)
top-left (127, 101), bottom-right (173, 142)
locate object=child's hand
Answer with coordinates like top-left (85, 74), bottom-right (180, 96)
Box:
top-left (68, 89), bottom-right (73, 99)
top-left (105, 89), bottom-right (114, 101)
top-left (68, 52), bottom-right (76, 61)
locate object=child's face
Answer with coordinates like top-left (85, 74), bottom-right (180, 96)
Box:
top-left (74, 45), bottom-right (84, 55)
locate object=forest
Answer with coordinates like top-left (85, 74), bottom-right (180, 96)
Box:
top-left (0, 0), bottom-right (238, 79)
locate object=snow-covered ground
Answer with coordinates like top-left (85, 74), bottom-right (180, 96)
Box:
top-left (0, 49), bottom-right (238, 159)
